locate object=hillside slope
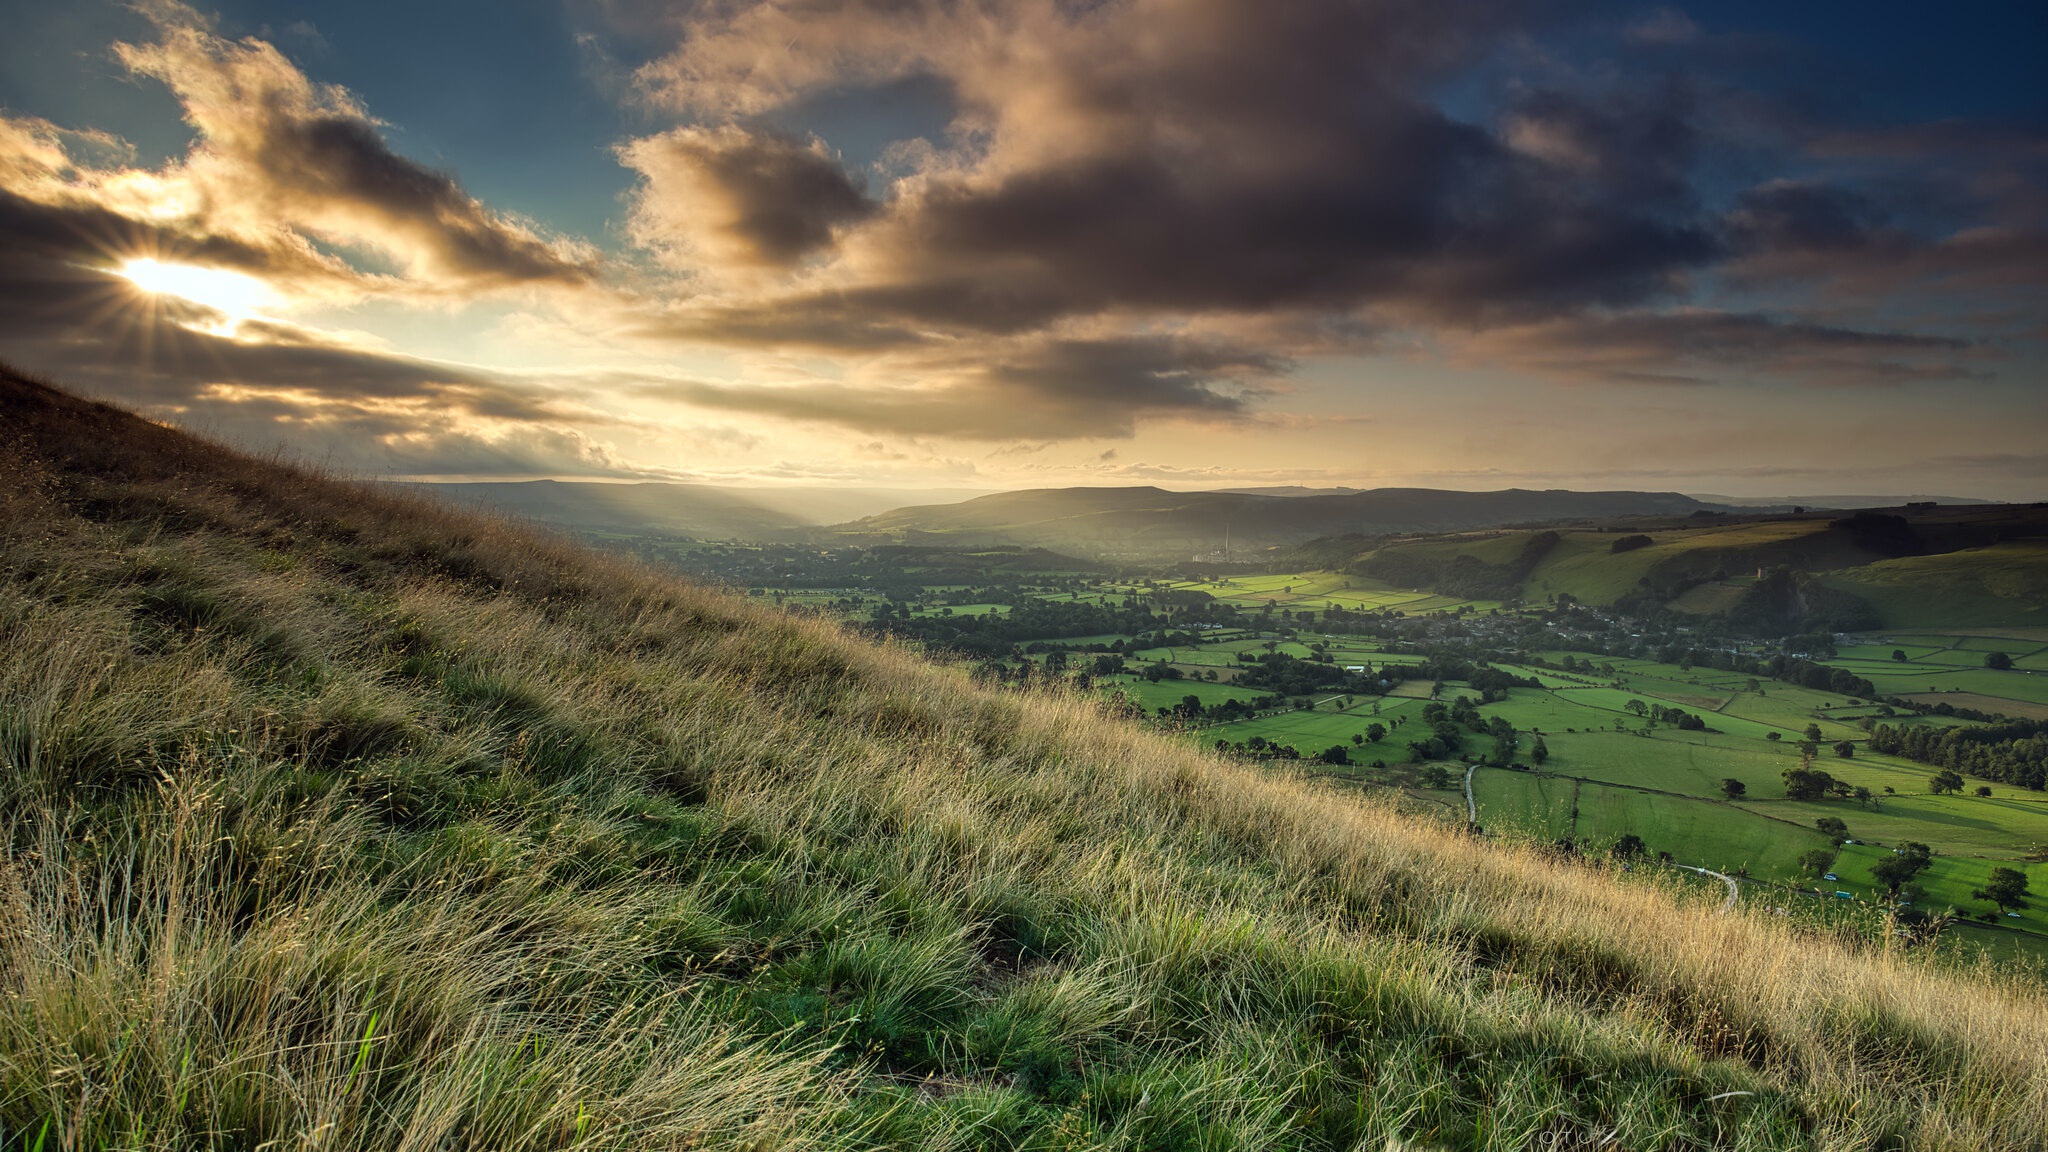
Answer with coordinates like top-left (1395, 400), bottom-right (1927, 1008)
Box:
top-left (1318, 509), bottom-right (2048, 628)
top-left (2, 367), bottom-right (2044, 1151)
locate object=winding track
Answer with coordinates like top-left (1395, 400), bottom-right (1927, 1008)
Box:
top-left (1678, 865), bottom-right (1741, 911)
top-left (1463, 763), bottom-right (1478, 825)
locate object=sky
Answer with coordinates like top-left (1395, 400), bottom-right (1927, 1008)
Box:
top-left (0, 0), bottom-right (2042, 498)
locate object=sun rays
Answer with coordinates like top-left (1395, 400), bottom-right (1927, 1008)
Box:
top-left (119, 257), bottom-right (278, 329)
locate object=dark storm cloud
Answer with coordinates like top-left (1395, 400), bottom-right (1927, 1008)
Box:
top-left (1718, 133), bottom-right (2048, 312)
top-left (1726, 181), bottom-right (1887, 255)
top-left (635, 0), bottom-right (1722, 330)
top-left (1465, 309), bottom-right (1981, 387)
top-left (622, 126), bottom-right (877, 268)
top-left (584, 0), bottom-right (2030, 434)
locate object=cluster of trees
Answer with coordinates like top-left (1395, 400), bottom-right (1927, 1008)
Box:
top-left (1866, 719), bottom-right (2048, 791)
top-left (1231, 651), bottom-right (1375, 695)
top-left (874, 599), bottom-right (1176, 655)
top-left (1398, 696), bottom-right (1534, 767)
top-left (1622, 698), bottom-right (1708, 731)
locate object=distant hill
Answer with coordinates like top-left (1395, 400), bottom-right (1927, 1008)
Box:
top-left (1687, 493), bottom-right (1998, 509)
top-left (1303, 504), bottom-right (2048, 629)
top-left (830, 485), bottom-right (1719, 558)
top-left (1210, 485), bottom-right (1365, 497)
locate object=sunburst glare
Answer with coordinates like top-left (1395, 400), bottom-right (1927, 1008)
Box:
top-left (119, 257), bottom-right (277, 324)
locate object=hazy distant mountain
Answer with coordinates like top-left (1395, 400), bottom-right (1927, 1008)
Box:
top-left (401, 480), bottom-right (995, 541)
top-left (1685, 493), bottom-right (1995, 509)
top-left (831, 485), bottom-right (1718, 557)
top-left (1211, 485), bottom-right (1365, 497)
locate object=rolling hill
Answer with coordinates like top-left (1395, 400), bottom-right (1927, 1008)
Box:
top-left (1300, 504), bottom-right (2048, 629)
top-left (830, 485), bottom-right (1720, 558)
top-left (3, 365), bottom-right (2045, 1149)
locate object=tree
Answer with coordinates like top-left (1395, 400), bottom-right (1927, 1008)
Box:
top-left (1612, 833), bottom-right (1647, 861)
top-left (1531, 736), bottom-right (1549, 765)
top-left (1364, 722), bottom-right (1387, 743)
top-left (1782, 766), bottom-right (1838, 801)
top-left (1625, 699), bottom-right (1648, 717)
top-left (1797, 848), bottom-right (1836, 877)
top-left (1803, 723), bottom-right (1824, 743)
top-left (1833, 740), bottom-right (1855, 758)
top-left (1929, 769), bottom-right (1965, 795)
top-left (1891, 649), bottom-right (1907, 663)
top-left (1871, 842), bottom-right (1933, 894)
top-left (1985, 651), bottom-right (2013, 671)
top-left (1975, 785), bottom-right (1992, 798)
top-left (1721, 778), bottom-right (1747, 800)
top-left (1320, 745), bottom-right (1350, 766)
top-left (1814, 816), bottom-right (1849, 845)
top-left (1350, 732), bottom-right (1364, 745)
top-left (1975, 867), bottom-right (2030, 914)
top-left (1765, 731), bottom-right (1782, 742)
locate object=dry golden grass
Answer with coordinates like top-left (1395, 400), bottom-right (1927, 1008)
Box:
top-left (2, 365), bottom-right (2044, 1150)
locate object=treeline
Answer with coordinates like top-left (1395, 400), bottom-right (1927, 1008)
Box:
top-left (1867, 719), bottom-right (2048, 791)
top-left (870, 600), bottom-right (1168, 655)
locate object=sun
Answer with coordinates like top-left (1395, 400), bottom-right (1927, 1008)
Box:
top-left (119, 257), bottom-right (277, 322)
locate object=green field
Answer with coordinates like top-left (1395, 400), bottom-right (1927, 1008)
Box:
top-left (1174, 644), bottom-right (2048, 953)
top-left (1469, 768), bottom-right (1833, 881)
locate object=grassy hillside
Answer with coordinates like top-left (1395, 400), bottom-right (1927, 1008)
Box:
top-left (3, 368), bottom-right (2046, 1151)
top-left (1818, 542), bottom-right (2048, 629)
top-left (1333, 511), bottom-right (2048, 628)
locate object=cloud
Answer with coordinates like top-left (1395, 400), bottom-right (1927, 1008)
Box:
top-left (633, 334), bottom-right (1267, 439)
top-left (621, 126), bottom-right (876, 269)
top-left (113, 1), bottom-right (597, 291)
top-left (1460, 309), bottom-right (1982, 387)
top-left (622, 0), bottom-right (1723, 335)
top-left (0, 174), bottom-right (655, 480)
top-left (591, 0), bottom-right (2022, 434)
top-left (3, 0), bottom-right (2024, 462)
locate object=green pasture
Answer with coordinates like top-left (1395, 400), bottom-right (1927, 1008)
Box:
top-left (1744, 791), bottom-right (2048, 860)
top-left (1827, 844), bottom-right (2048, 940)
top-left (1164, 572), bottom-right (1505, 616)
top-left (1102, 675), bottom-right (1270, 711)
top-left (1856, 665), bottom-right (2048, 707)
top-left (1469, 769), bottom-right (1830, 883)
top-left (1534, 731), bottom-right (1800, 798)
top-left (1197, 697), bottom-right (1432, 751)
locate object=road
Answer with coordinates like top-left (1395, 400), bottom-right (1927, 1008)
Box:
top-left (1463, 763), bottom-right (1478, 825)
top-left (1677, 865), bottom-right (1741, 911)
